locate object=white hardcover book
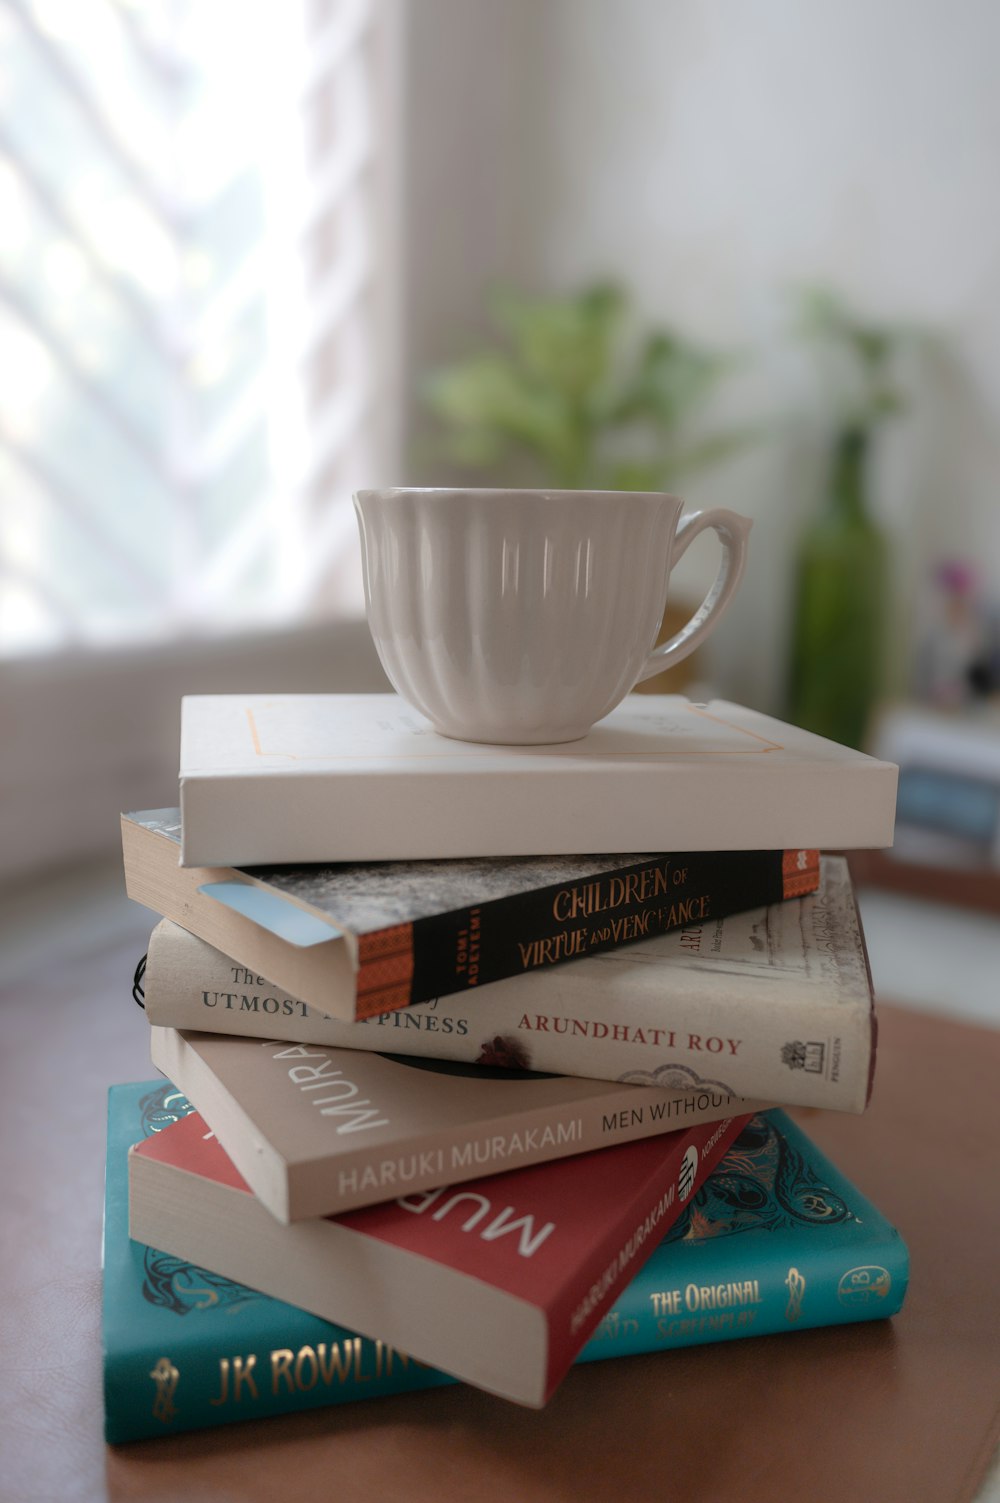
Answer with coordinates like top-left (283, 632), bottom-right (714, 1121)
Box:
top-left (142, 857), bottom-right (875, 1113)
top-left (178, 694), bottom-right (898, 866)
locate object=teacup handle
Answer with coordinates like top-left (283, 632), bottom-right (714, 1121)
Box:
top-left (637, 508), bottom-right (752, 682)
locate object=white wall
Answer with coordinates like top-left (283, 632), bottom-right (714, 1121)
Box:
top-left (403, 0), bottom-right (1000, 712)
top-left (0, 623), bottom-right (389, 880)
top-left (402, 0), bottom-right (536, 374)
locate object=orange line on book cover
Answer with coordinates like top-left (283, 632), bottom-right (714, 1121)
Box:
top-left (781, 849), bottom-right (821, 899)
top-left (241, 699), bottom-right (787, 761)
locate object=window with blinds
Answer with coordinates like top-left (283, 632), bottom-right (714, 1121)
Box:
top-left (0, 0), bottom-right (397, 656)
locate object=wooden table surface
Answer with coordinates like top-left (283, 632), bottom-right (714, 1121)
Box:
top-left (2, 904), bottom-right (998, 1503)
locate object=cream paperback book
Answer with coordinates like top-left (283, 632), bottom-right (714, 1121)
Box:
top-left (148, 1023), bottom-right (757, 1222)
top-left (178, 694), bottom-right (898, 866)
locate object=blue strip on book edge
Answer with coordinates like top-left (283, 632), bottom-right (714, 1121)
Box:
top-left (197, 882), bottom-right (340, 947)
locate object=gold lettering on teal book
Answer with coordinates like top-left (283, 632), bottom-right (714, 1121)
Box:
top-left (294, 1348), bottom-right (320, 1391)
top-left (837, 1265), bottom-right (892, 1307)
top-left (209, 1354), bottom-right (259, 1405)
top-left (682, 1280), bottom-right (763, 1312)
top-left (596, 1311), bottom-right (640, 1341)
top-left (658, 1309), bottom-right (757, 1338)
top-left (209, 1357), bottom-right (229, 1406)
top-left (785, 1268), bottom-right (807, 1322)
top-left (149, 1357), bottom-right (179, 1424)
top-left (271, 1341), bottom-right (356, 1393)
top-left (234, 1354), bottom-right (258, 1401)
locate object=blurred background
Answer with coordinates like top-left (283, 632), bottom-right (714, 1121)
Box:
top-left (1, 0), bottom-right (998, 1023)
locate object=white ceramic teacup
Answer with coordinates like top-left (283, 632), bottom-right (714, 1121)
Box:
top-left (353, 488), bottom-right (751, 744)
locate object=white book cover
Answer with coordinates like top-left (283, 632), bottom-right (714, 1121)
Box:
top-left (179, 693), bottom-right (898, 866)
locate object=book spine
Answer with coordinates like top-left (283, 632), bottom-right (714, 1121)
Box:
top-left (545, 1113), bottom-right (749, 1399)
top-left (148, 1023), bottom-right (759, 1219)
top-left (104, 1323), bottom-right (453, 1444)
top-left (106, 1211), bottom-right (908, 1443)
top-left (582, 1220), bottom-right (910, 1361)
top-left (359, 849), bottom-right (819, 1016)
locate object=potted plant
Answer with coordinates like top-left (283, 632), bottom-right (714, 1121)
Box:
top-left (422, 282), bottom-right (753, 493)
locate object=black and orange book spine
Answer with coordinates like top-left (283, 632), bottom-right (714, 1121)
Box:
top-left (355, 849), bottom-right (820, 1018)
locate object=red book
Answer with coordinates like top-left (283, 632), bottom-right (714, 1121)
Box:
top-left (129, 1107), bottom-right (748, 1406)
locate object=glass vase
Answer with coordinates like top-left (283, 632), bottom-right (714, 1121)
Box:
top-left (787, 427), bottom-right (887, 750)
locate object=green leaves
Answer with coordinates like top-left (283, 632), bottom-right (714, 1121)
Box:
top-left (489, 282), bottom-right (624, 404)
top-left (793, 285), bottom-right (913, 431)
top-left (422, 283), bottom-right (751, 490)
top-left (611, 332), bottom-right (732, 430)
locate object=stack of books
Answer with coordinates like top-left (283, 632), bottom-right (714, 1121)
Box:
top-left (105, 692), bottom-right (909, 1444)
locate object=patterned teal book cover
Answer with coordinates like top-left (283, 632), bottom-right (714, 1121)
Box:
top-left (103, 1082), bottom-right (908, 1443)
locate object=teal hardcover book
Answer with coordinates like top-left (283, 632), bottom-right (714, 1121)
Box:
top-left (103, 1082), bottom-right (908, 1443)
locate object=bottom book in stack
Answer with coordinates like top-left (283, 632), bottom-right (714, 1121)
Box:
top-left (104, 1079), bottom-right (909, 1444)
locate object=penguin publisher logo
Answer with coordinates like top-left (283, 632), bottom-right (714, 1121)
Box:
top-left (678, 1145), bottom-right (699, 1202)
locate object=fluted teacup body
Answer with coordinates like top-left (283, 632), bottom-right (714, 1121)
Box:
top-left (354, 488), bottom-right (750, 744)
